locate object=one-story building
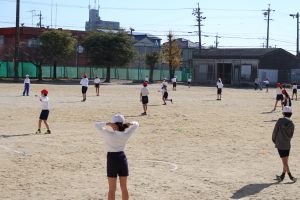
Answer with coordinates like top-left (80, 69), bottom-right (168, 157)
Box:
top-left (192, 48), bottom-right (299, 85)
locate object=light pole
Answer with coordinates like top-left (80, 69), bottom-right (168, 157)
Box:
top-left (290, 13), bottom-right (299, 57)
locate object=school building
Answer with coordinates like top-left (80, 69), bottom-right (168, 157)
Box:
top-left (192, 48), bottom-right (300, 85)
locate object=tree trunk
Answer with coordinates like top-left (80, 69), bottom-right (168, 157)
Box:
top-left (37, 64), bottom-right (42, 81)
top-left (105, 66), bottom-right (111, 82)
top-left (149, 65), bottom-right (154, 83)
top-left (53, 61), bottom-right (57, 79)
top-left (169, 66), bottom-right (173, 80)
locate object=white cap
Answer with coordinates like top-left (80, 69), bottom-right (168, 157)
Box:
top-left (112, 114), bottom-right (125, 123)
top-left (25, 74), bottom-right (29, 77)
top-left (283, 106), bottom-right (292, 113)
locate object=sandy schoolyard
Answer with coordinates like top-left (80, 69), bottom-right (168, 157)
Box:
top-left (0, 82), bottom-right (299, 200)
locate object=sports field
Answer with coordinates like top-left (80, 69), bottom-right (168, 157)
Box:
top-left (0, 82), bottom-right (299, 200)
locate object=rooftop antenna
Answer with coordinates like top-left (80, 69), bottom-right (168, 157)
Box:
top-left (50, 0), bottom-right (53, 28)
top-left (98, 0), bottom-right (100, 10)
top-left (55, 2), bottom-right (57, 28)
top-left (27, 10), bottom-right (36, 27)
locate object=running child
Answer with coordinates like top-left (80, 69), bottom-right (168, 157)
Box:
top-left (94, 75), bottom-right (100, 96)
top-left (273, 83), bottom-right (283, 111)
top-left (216, 78), bottom-right (223, 100)
top-left (282, 90), bottom-right (292, 107)
top-left (272, 106), bottom-right (297, 183)
top-left (80, 73), bottom-right (89, 102)
top-left (95, 114), bottom-right (139, 200)
top-left (172, 76), bottom-right (177, 91)
top-left (291, 82), bottom-right (297, 100)
top-left (160, 79), bottom-right (173, 105)
top-left (22, 74), bottom-right (30, 96)
top-left (187, 76), bottom-right (192, 88)
top-left (35, 89), bottom-right (51, 134)
top-left (140, 81), bottom-right (149, 115)
top-left (264, 78), bottom-right (270, 93)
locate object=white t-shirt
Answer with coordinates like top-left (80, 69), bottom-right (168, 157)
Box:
top-left (172, 77), bottom-right (177, 83)
top-left (95, 121), bottom-right (139, 152)
top-left (24, 78), bottom-right (30, 84)
top-left (94, 78), bottom-right (100, 84)
top-left (188, 78), bottom-right (191, 82)
top-left (264, 80), bottom-right (269, 85)
top-left (140, 87), bottom-right (149, 96)
top-left (40, 96), bottom-right (49, 110)
top-left (276, 88), bottom-right (282, 95)
top-left (160, 82), bottom-right (168, 94)
top-left (145, 77), bottom-right (149, 82)
top-left (217, 82), bottom-right (223, 89)
top-left (292, 84), bottom-right (297, 89)
top-left (80, 78), bottom-right (89, 87)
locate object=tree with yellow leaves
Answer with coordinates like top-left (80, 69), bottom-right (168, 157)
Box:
top-left (162, 32), bottom-right (181, 80)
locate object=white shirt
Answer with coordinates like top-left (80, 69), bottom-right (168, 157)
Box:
top-left (140, 87), bottom-right (149, 96)
top-left (145, 77), bottom-right (149, 82)
top-left (276, 88), bottom-right (282, 95)
top-left (95, 121), bottom-right (139, 152)
top-left (94, 78), bottom-right (100, 84)
top-left (292, 84), bottom-right (297, 89)
top-left (40, 96), bottom-right (49, 110)
top-left (24, 78), bottom-right (30, 84)
top-left (172, 77), bottom-right (177, 83)
top-left (80, 78), bottom-right (89, 87)
top-left (188, 78), bottom-right (191, 82)
top-left (264, 80), bottom-right (269, 85)
top-left (160, 82), bottom-right (168, 94)
top-left (217, 82), bottom-right (223, 89)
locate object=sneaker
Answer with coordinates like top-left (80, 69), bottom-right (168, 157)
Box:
top-left (35, 129), bottom-right (41, 134)
top-left (171, 99), bottom-right (173, 104)
top-left (163, 103), bottom-right (166, 105)
top-left (291, 177), bottom-right (297, 183)
top-left (45, 130), bottom-right (51, 134)
top-left (276, 175), bottom-right (284, 182)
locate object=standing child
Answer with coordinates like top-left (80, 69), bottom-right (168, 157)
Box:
top-left (282, 90), bottom-right (292, 107)
top-left (216, 78), bottom-right (223, 100)
top-left (80, 73), bottom-right (89, 102)
top-left (144, 76), bottom-right (149, 83)
top-left (35, 89), bottom-right (51, 134)
top-left (140, 82), bottom-right (149, 115)
top-left (172, 76), bottom-right (177, 91)
top-left (160, 80), bottom-right (173, 105)
top-left (272, 106), bottom-right (297, 183)
top-left (291, 82), bottom-right (297, 100)
top-left (187, 76), bottom-right (192, 88)
top-left (264, 78), bottom-right (270, 93)
top-left (23, 74), bottom-right (30, 96)
top-left (94, 75), bottom-right (100, 96)
top-left (273, 83), bottom-right (283, 111)
top-left (95, 114), bottom-right (139, 200)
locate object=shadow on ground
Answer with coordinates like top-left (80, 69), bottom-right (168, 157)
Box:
top-left (0, 133), bottom-right (31, 138)
top-left (231, 182), bottom-right (277, 199)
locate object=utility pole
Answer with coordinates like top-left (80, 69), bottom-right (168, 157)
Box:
top-left (262, 4), bottom-right (275, 48)
top-left (290, 12), bottom-right (299, 57)
top-left (14, 0), bottom-right (20, 80)
top-left (215, 33), bottom-right (221, 48)
top-left (35, 11), bottom-right (42, 28)
top-left (193, 3), bottom-right (205, 52)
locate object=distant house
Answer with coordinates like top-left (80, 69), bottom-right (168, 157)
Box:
top-left (85, 8), bottom-right (120, 31)
top-left (192, 48), bottom-right (299, 85)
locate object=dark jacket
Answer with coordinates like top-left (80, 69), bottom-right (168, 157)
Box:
top-left (272, 117), bottom-right (294, 150)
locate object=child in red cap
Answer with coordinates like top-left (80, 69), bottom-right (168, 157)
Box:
top-left (35, 89), bottom-right (51, 134)
top-left (273, 83), bottom-right (283, 111)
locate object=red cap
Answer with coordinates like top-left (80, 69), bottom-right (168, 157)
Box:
top-left (282, 89), bottom-right (287, 94)
top-left (41, 89), bottom-right (48, 95)
top-left (276, 83), bottom-right (281, 87)
top-left (143, 82), bottom-right (148, 87)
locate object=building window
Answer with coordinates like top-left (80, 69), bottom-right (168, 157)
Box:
top-left (241, 65), bottom-right (251, 81)
top-left (28, 38), bottom-right (40, 47)
top-left (0, 35), bottom-right (4, 45)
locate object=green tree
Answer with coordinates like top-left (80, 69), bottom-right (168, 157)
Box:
top-left (40, 30), bottom-right (76, 79)
top-left (82, 31), bottom-right (135, 82)
top-left (145, 51), bottom-right (160, 83)
top-left (162, 32), bottom-right (181, 79)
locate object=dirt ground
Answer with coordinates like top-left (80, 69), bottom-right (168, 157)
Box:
top-left (0, 82), bottom-right (299, 200)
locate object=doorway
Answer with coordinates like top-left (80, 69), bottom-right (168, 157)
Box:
top-left (217, 63), bottom-right (232, 84)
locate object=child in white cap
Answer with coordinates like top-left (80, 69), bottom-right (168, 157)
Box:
top-left (216, 78), bottom-right (223, 100)
top-left (272, 106), bottom-right (297, 183)
top-left (22, 74), bottom-right (30, 96)
top-left (95, 114), bottom-right (139, 200)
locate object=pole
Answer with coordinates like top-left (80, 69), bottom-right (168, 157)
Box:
top-left (263, 4), bottom-right (274, 48)
top-left (297, 13), bottom-right (299, 57)
top-left (193, 3), bottom-right (205, 53)
top-left (14, 0), bottom-right (20, 80)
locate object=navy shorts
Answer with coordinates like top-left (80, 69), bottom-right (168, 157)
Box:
top-left (163, 91), bottom-right (168, 99)
top-left (173, 82), bottom-right (176, 87)
top-left (39, 110), bottom-right (49, 120)
top-left (293, 89), bottom-right (297, 94)
top-left (82, 86), bottom-right (88, 94)
top-left (276, 94), bottom-right (283, 101)
top-left (95, 84), bottom-right (100, 88)
top-left (142, 96), bottom-right (148, 104)
top-left (107, 152), bottom-right (129, 177)
top-left (217, 88), bottom-right (222, 94)
top-left (278, 149), bottom-right (290, 158)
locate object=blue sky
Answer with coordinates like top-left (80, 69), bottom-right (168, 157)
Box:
top-left (0, 0), bottom-right (299, 54)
